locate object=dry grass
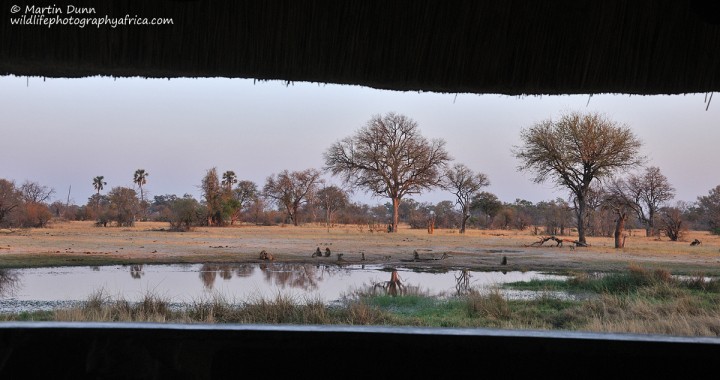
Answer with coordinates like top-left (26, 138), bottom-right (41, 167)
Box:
top-left (54, 289), bottom-right (175, 323)
top-left (45, 290), bottom-right (395, 326)
top-left (2, 221), bottom-right (719, 274)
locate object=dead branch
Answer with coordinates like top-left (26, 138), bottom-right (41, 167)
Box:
top-left (527, 235), bottom-right (589, 248)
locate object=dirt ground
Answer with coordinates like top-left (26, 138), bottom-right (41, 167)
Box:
top-left (2, 221), bottom-right (720, 274)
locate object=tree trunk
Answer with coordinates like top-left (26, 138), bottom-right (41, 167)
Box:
top-left (460, 206), bottom-right (468, 233)
top-left (392, 197), bottom-right (400, 233)
top-left (326, 208), bottom-right (331, 232)
top-left (614, 214), bottom-right (626, 248)
top-left (460, 214), bottom-right (469, 234)
top-left (576, 198), bottom-right (587, 244)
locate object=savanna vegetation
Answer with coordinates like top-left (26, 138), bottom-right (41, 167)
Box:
top-left (2, 111), bottom-right (720, 337)
top-left (2, 111), bottom-right (719, 241)
top-left (3, 264), bottom-right (719, 337)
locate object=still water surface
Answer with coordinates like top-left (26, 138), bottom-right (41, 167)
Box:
top-left (0, 264), bottom-right (567, 313)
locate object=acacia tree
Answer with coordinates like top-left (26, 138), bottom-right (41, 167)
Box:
top-left (107, 187), bottom-right (140, 227)
top-left (316, 184), bottom-right (349, 230)
top-left (696, 185), bottom-right (720, 234)
top-left (624, 166), bottom-right (675, 237)
top-left (263, 169), bottom-right (322, 226)
top-left (230, 180), bottom-right (258, 224)
top-left (471, 191), bottom-right (503, 228)
top-left (442, 163), bottom-right (489, 233)
top-left (324, 112), bottom-right (450, 232)
top-left (513, 111), bottom-right (644, 244)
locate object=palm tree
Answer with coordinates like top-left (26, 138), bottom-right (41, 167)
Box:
top-left (92, 176), bottom-right (106, 195)
top-left (92, 176), bottom-right (107, 209)
top-left (133, 169), bottom-right (149, 203)
top-left (221, 170), bottom-right (237, 191)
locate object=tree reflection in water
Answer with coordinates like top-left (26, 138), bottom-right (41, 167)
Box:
top-left (198, 263), bottom-right (350, 292)
top-left (372, 270), bottom-right (406, 296)
top-left (0, 269), bottom-right (20, 297)
top-left (130, 265), bottom-right (144, 279)
top-left (454, 269), bottom-right (472, 296)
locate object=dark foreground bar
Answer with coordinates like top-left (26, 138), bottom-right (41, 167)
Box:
top-left (1, 322), bottom-right (719, 379)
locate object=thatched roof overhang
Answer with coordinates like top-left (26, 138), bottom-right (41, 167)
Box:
top-left (2, 0), bottom-right (719, 95)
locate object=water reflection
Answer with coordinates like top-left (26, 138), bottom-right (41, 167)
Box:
top-left (455, 269), bottom-right (471, 296)
top-left (0, 269), bottom-right (20, 297)
top-left (372, 270), bottom-right (406, 296)
top-left (198, 263), bottom-right (352, 293)
top-left (0, 264), bottom-right (569, 313)
top-left (130, 265), bottom-right (144, 279)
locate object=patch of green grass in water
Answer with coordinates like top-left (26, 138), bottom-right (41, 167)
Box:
top-left (1, 310), bottom-right (55, 321)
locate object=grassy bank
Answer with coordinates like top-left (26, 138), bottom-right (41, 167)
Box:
top-left (4, 265), bottom-right (719, 337)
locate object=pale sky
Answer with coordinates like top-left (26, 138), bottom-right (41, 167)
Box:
top-left (0, 75), bottom-right (717, 208)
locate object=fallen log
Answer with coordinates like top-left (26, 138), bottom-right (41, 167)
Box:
top-left (528, 236), bottom-right (563, 247)
top-left (527, 236), bottom-right (589, 248)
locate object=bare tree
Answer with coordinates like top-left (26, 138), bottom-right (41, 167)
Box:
top-left (20, 181), bottom-right (55, 204)
top-left (16, 181), bottom-right (54, 228)
top-left (0, 179), bottom-right (22, 227)
top-left (324, 112), bottom-right (451, 232)
top-left (442, 163), bottom-right (489, 233)
top-left (602, 180), bottom-right (634, 248)
top-left (659, 201), bottom-right (688, 241)
top-left (263, 169), bottom-right (322, 226)
top-left (625, 166), bottom-right (675, 237)
top-left (513, 111), bottom-right (644, 244)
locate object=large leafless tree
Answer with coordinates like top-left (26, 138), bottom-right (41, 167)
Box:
top-left (624, 166), bottom-right (675, 237)
top-left (442, 163), bottom-right (490, 233)
top-left (513, 111), bottom-right (644, 244)
top-left (324, 112), bottom-right (450, 232)
top-left (20, 181), bottom-right (55, 204)
top-left (263, 169), bottom-right (322, 226)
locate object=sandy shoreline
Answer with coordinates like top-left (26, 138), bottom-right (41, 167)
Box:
top-left (1, 221), bottom-right (719, 275)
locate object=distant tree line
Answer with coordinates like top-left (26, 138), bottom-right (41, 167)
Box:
top-left (2, 111), bottom-right (720, 241)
